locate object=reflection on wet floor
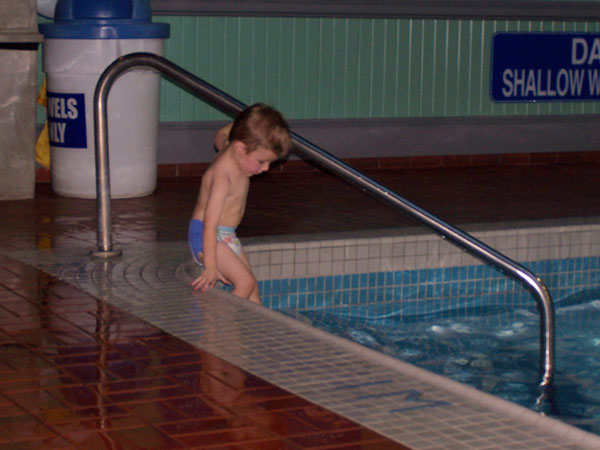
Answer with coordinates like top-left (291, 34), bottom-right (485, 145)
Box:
top-left (0, 253), bottom-right (408, 448)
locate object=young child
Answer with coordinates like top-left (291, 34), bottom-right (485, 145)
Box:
top-left (188, 103), bottom-right (291, 304)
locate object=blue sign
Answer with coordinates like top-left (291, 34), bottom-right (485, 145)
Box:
top-left (47, 92), bottom-right (87, 148)
top-left (491, 33), bottom-right (600, 102)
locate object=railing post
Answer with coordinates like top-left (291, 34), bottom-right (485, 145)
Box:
top-left (90, 60), bottom-right (122, 258)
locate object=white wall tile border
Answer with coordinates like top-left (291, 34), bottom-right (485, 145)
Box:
top-left (243, 218), bottom-right (600, 281)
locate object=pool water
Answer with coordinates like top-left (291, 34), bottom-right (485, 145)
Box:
top-left (281, 291), bottom-right (600, 435)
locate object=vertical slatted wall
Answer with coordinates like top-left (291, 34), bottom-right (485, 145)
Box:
top-left (160, 16), bottom-right (600, 121)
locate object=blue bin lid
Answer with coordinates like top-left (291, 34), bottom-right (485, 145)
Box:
top-left (39, 0), bottom-right (170, 39)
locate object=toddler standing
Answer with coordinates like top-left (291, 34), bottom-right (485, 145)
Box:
top-left (188, 104), bottom-right (291, 304)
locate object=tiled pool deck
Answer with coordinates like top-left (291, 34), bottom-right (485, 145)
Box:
top-left (1, 160), bottom-right (600, 448)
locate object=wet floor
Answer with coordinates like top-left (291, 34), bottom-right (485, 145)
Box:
top-left (0, 157), bottom-right (599, 448)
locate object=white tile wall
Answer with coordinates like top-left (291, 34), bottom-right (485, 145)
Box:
top-left (245, 220), bottom-right (600, 281)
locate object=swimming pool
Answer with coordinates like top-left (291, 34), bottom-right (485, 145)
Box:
top-left (245, 219), bottom-right (600, 435)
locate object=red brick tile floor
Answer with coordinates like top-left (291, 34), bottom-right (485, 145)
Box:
top-left (1, 160), bottom-right (599, 449)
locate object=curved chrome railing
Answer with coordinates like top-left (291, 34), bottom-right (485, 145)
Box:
top-left (92, 52), bottom-right (555, 390)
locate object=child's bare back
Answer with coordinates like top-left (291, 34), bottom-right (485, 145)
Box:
top-left (192, 150), bottom-right (249, 228)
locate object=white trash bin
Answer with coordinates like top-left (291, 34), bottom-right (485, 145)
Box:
top-left (39, 0), bottom-right (169, 198)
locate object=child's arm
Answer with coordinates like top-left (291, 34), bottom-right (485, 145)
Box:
top-left (213, 123), bottom-right (233, 153)
top-left (191, 174), bottom-right (230, 292)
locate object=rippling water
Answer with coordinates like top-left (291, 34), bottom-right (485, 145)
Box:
top-left (283, 296), bottom-right (600, 435)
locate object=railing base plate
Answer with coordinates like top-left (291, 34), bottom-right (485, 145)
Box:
top-left (90, 249), bottom-right (123, 259)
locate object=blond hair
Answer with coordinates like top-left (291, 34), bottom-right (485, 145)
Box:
top-left (229, 103), bottom-right (291, 157)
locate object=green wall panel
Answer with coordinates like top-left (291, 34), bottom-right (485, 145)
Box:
top-left (34, 13), bottom-right (600, 123)
top-left (158, 15), bottom-right (600, 122)
top-left (34, 15), bottom-right (599, 123)
top-left (36, 15), bottom-right (600, 123)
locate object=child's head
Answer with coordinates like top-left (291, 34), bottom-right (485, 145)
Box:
top-left (229, 103), bottom-right (291, 158)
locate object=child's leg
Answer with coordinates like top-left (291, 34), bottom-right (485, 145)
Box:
top-left (237, 250), bottom-right (260, 303)
top-left (215, 243), bottom-right (260, 304)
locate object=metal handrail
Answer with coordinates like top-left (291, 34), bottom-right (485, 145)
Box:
top-left (92, 52), bottom-right (555, 390)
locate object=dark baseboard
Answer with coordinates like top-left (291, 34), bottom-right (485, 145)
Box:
top-left (36, 150), bottom-right (600, 182)
top-left (36, 115), bottom-right (600, 182)
top-left (156, 114), bottom-right (600, 163)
